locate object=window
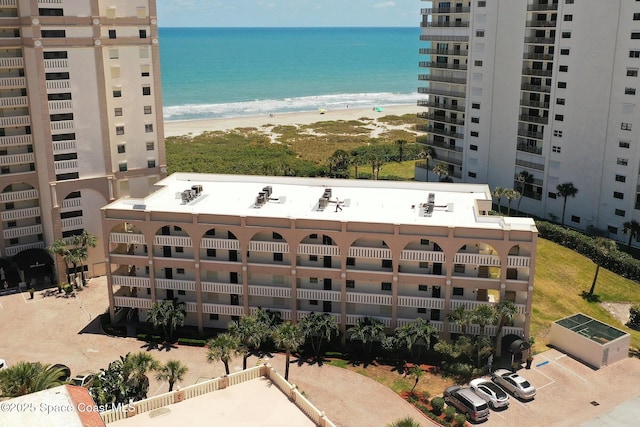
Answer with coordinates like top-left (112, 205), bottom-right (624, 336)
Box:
top-left (614, 191), bottom-right (624, 199)
top-left (115, 126), bottom-right (124, 135)
top-left (109, 30), bottom-right (116, 39)
top-left (470, 131), bottom-right (479, 137)
top-left (346, 280), bottom-right (355, 288)
top-left (555, 114), bottom-right (564, 121)
top-left (628, 69), bottom-right (639, 77)
top-left (381, 282), bottom-right (392, 291)
top-left (608, 226), bottom-right (618, 234)
top-left (562, 32), bottom-right (571, 38)
top-left (145, 124), bottom-right (153, 133)
top-left (417, 308), bottom-right (427, 314)
top-left (478, 1), bottom-right (486, 6)
top-left (470, 144), bottom-right (478, 151)
top-left (630, 50), bottom-right (640, 58)
top-left (452, 287), bottom-right (464, 296)
top-left (564, 15), bottom-right (573, 21)
top-left (558, 82), bottom-right (567, 88)
top-left (273, 253), bottom-right (283, 262)
top-left (418, 284), bottom-right (428, 292)
top-left (144, 105), bottom-right (152, 114)
top-left (147, 159), bottom-right (156, 168)
top-left (117, 144), bottom-right (125, 153)
top-left (206, 248), bottom-right (216, 257)
top-left (468, 171), bottom-right (477, 178)
top-left (139, 29), bottom-right (147, 39)
top-left (109, 49), bottom-right (119, 59)
top-left (571, 215), bottom-right (580, 223)
top-left (476, 30), bottom-right (485, 37)
top-left (141, 65), bottom-right (150, 77)
top-left (471, 117), bottom-right (479, 123)
top-left (635, 13), bottom-right (640, 20)
top-left (619, 141), bottom-right (630, 148)
top-left (39, 8), bottom-right (63, 16)
top-left (548, 192), bottom-right (557, 199)
top-left (559, 65), bottom-right (568, 72)
top-left (382, 259), bottom-right (392, 268)
top-left (142, 86), bottom-right (151, 96)
top-left (176, 267), bottom-right (185, 274)
top-left (45, 72), bottom-right (69, 80)
top-left (310, 277), bottom-right (318, 284)
top-left (618, 158), bottom-right (629, 165)
top-left (615, 174), bottom-right (626, 183)
top-left (621, 123), bottom-right (632, 131)
top-left (625, 87), bottom-right (636, 95)
top-left (472, 102), bottom-right (480, 109)
top-left (560, 48), bottom-right (570, 55)
top-left (41, 30), bottom-right (66, 38)
top-left (310, 300), bottom-right (318, 306)
top-left (552, 145), bottom-right (561, 153)
top-left (474, 60), bottom-right (483, 66)
top-left (119, 162), bottom-right (127, 172)
top-left (346, 257), bottom-right (355, 266)
top-left (566, 0), bottom-right (574, 3)
top-left (556, 98), bottom-right (565, 105)
top-left (554, 130), bottom-right (563, 137)
top-left (615, 209), bottom-right (626, 216)
top-left (454, 264), bottom-right (465, 273)
top-left (633, 33), bottom-right (640, 40)
top-left (114, 107), bottom-right (123, 117)
top-left (146, 142), bottom-right (154, 151)
top-left (209, 314), bottom-right (219, 320)
top-left (113, 89), bottom-right (122, 98)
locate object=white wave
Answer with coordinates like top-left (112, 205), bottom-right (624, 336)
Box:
top-left (163, 92), bottom-right (421, 121)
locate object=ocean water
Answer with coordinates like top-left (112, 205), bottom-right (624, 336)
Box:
top-left (159, 27), bottom-right (421, 121)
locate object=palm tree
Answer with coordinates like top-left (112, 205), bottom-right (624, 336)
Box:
top-left (588, 237), bottom-right (617, 298)
top-left (418, 145), bottom-right (435, 182)
top-left (432, 162), bottom-right (449, 182)
top-left (494, 300), bottom-right (519, 356)
top-left (48, 239), bottom-right (72, 284)
top-left (516, 171), bottom-right (533, 216)
top-left (446, 305), bottom-right (473, 336)
top-left (387, 417), bottom-right (422, 427)
top-left (229, 314), bottom-right (267, 369)
top-left (393, 317), bottom-right (437, 362)
top-left (623, 220), bottom-right (640, 248)
top-left (347, 317), bottom-right (386, 363)
top-left (328, 149), bottom-right (350, 178)
top-left (492, 186), bottom-right (506, 214)
top-left (0, 362), bottom-right (66, 397)
top-left (395, 139), bottom-right (407, 162)
top-left (350, 153), bottom-right (366, 179)
top-left (409, 365), bottom-right (424, 394)
top-left (123, 352), bottom-right (160, 392)
top-left (556, 182), bottom-right (578, 226)
top-left (206, 333), bottom-right (241, 376)
top-left (146, 298), bottom-right (186, 341)
top-left (504, 189), bottom-right (521, 216)
top-left (271, 322), bottom-right (304, 381)
top-left (471, 304), bottom-right (497, 366)
top-left (70, 231), bottom-right (97, 286)
top-left (155, 360), bottom-right (188, 392)
top-left (299, 312), bottom-right (339, 358)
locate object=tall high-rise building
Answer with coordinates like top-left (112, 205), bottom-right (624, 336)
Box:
top-left (417, 0), bottom-right (640, 244)
top-left (0, 1), bottom-right (165, 282)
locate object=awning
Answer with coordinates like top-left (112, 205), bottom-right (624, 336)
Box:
top-left (12, 248), bottom-right (54, 270)
top-left (509, 339), bottom-right (531, 354)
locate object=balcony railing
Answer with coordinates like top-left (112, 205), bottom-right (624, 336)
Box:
top-left (523, 52), bottom-right (554, 61)
top-left (419, 48), bottom-right (468, 56)
top-left (517, 129), bottom-right (544, 139)
top-left (347, 246), bottom-right (392, 259)
top-left (525, 20), bottom-right (557, 27)
top-left (524, 36), bottom-right (555, 45)
top-left (5, 241), bottom-right (44, 256)
top-left (249, 241), bottom-right (290, 253)
top-left (202, 303), bottom-right (244, 316)
top-left (519, 99), bottom-right (549, 109)
top-left (527, 3), bottom-right (558, 11)
top-left (0, 134), bottom-right (32, 147)
top-left (0, 76), bottom-right (24, 88)
top-left (518, 114), bottom-right (548, 124)
top-left (112, 276), bottom-right (151, 288)
top-left (248, 284), bottom-right (291, 298)
top-left (297, 289), bottom-right (341, 302)
top-left (521, 83), bottom-right (551, 93)
top-left (416, 136), bottom-right (464, 153)
top-left (345, 291), bottom-right (392, 306)
top-left (43, 58), bottom-right (69, 69)
top-left (453, 253), bottom-right (501, 266)
top-left (400, 249), bottom-right (445, 263)
top-left (53, 140), bottom-right (77, 153)
top-left (517, 142), bottom-right (543, 155)
top-left (418, 74), bottom-right (467, 85)
top-left (1, 206), bottom-right (39, 221)
top-left (420, 87), bottom-right (466, 99)
top-left (201, 237), bottom-right (240, 250)
top-left (417, 99), bottom-right (465, 112)
top-left (0, 152), bottom-right (33, 166)
top-left (516, 158), bottom-right (545, 171)
top-left (3, 224), bottom-right (43, 239)
top-left (202, 281), bottom-right (243, 294)
top-left (297, 243), bottom-right (341, 256)
top-left (110, 232), bottom-right (146, 244)
top-left (397, 295), bottom-right (444, 310)
top-left (46, 80), bottom-right (70, 90)
top-left (422, 21), bottom-right (470, 28)
top-left (156, 279), bottom-right (196, 292)
top-left (420, 35), bottom-right (469, 42)
top-left (419, 61), bottom-right (468, 71)
top-left (114, 296), bottom-right (152, 309)
top-left (417, 112), bottom-right (465, 126)
top-left (154, 235), bottom-right (192, 248)
top-left (0, 188), bottom-right (37, 203)
top-left (0, 114), bottom-right (29, 127)
top-left (522, 68), bottom-right (552, 77)
top-left (0, 96), bottom-right (27, 107)
top-left (421, 7), bottom-right (471, 14)
top-left (416, 125), bottom-right (464, 139)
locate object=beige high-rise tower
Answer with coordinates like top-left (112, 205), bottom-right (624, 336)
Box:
top-left (0, 0), bottom-right (165, 284)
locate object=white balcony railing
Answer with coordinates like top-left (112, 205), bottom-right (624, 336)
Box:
top-left (507, 256), bottom-right (530, 267)
top-left (0, 115), bottom-right (29, 127)
top-left (52, 140), bottom-right (76, 153)
top-left (297, 243), bottom-right (341, 256)
top-left (397, 296), bottom-right (444, 310)
top-left (154, 235), bottom-right (192, 247)
top-left (201, 237), bottom-right (240, 250)
top-left (155, 279), bottom-right (196, 292)
top-left (61, 217), bottom-right (83, 229)
top-left (50, 120), bottom-right (74, 131)
top-left (0, 152), bottom-right (33, 166)
top-left (400, 249), bottom-right (446, 263)
top-left (110, 232), bottom-right (146, 244)
top-left (54, 159), bottom-right (78, 172)
top-left (46, 80), bottom-right (70, 90)
top-left (348, 246), bottom-right (392, 259)
top-left (3, 224), bottom-right (42, 239)
top-left (112, 275), bottom-right (151, 288)
top-left (5, 241), bottom-right (44, 256)
top-left (296, 289), bottom-right (341, 302)
top-left (48, 100), bottom-right (72, 111)
top-left (0, 134), bottom-right (32, 147)
top-left (0, 188), bottom-right (37, 203)
top-left (0, 96), bottom-right (27, 107)
top-left (248, 285), bottom-right (291, 298)
top-left (0, 57), bottom-right (23, 68)
top-left (0, 77), bottom-right (25, 88)
top-left (202, 303), bottom-right (244, 316)
top-left (61, 198), bottom-right (81, 209)
top-left (202, 281), bottom-right (243, 294)
top-left (114, 296), bottom-right (152, 309)
top-left (248, 241), bottom-right (290, 253)
top-left (1, 206), bottom-right (40, 221)
top-left (345, 291), bottom-right (392, 306)
top-left (453, 253), bottom-right (501, 266)
top-left (43, 58), bottom-right (68, 69)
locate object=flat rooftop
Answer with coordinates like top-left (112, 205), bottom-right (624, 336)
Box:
top-left (105, 173), bottom-right (536, 232)
top-left (555, 313), bottom-right (629, 344)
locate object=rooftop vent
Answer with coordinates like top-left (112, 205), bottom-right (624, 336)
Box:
top-left (424, 192), bottom-right (435, 217)
top-left (316, 188), bottom-right (333, 211)
top-left (181, 185), bottom-right (203, 204)
top-left (254, 185), bottom-right (285, 208)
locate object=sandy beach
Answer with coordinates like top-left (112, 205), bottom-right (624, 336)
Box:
top-left (163, 104), bottom-right (419, 137)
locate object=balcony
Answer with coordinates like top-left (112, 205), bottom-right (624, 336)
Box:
top-left (0, 134), bottom-right (31, 147)
top-left (297, 243), bottom-right (340, 256)
top-left (523, 52), bottom-right (554, 61)
top-left (416, 125), bottom-right (464, 139)
top-left (347, 246), bottom-right (392, 259)
top-left (519, 99), bottom-right (549, 109)
top-left (400, 249), bottom-right (445, 263)
top-left (522, 68), bottom-right (552, 77)
top-left (418, 74), bottom-right (467, 85)
top-left (420, 34), bottom-right (469, 42)
top-left (516, 158), bottom-right (545, 171)
top-left (417, 112), bottom-right (465, 126)
top-left (0, 96), bottom-right (27, 108)
top-left (1, 206), bottom-right (39, 221)
top-left (202, 281), bottom-right (243, 294)
top-left (417, 99), bottom-right (465, 112)
top-left (156, 278), bottom-right (196, 292)
top-left (518, 114), bottom-right (548, 125)
top-left (527, 3), bottom-right (558, 11)
top-left (112, 275), bottom-right (151, 288)
top-left (249, 241), bottom-right (290, 253)
top-left (0, 152), bottom-right (33, 166)
top-left (517, 129), bottom-right (544, 139)
top-left (46, 80), bottom-right (70, 90)
top-left (419, 61), bottom-right (468, 71)
top-left (521, 83), bottom-right (551, 93)
top-left (524, 36), bottom-right (556, 45)
top-left (346, 291), bottom-right (392, 306)
top-left (43, 59), bottom-right (69, 69)
top-left (154, 235), bottom-right (192, 248)
top-left (114, 296), bottom-right (152, 309)
top-left (419, 48), bottom-right (468, 56)
top-left (248, 284), bottom-right (291, 299)
top-left (54, 159), bottom-right (78, 172)
top-left (525, 20), bottom-right (557, 28)
top-left (422, 21), bottom-right (470, 28)
top-left (0, 76), bottom-right (24, 88)
top-left (453, 253), bottom-right (500, 266)
top-left (416, 136), bottom-right (464, 152)
top-left (419, 87), bottom-right (466, 99)
top-left (0, 57), bottom-right (22, 68)
top-left (0, 188), bottom-right (37, 203)
top-left (397, 295), bottom-right (444, 310)
top-left (110, 232), bottom-right (146, 245)
top-left (3, 224), bottom-right (43, 239)
top-left (517, 142), bottom-right (543, 155)
top-left (48, 100), bottom-right (73, 111)
top-left (297, 289), bottom-right (341, 302)
top-left (50, 120), bottom-right (74, 131)
top-left (201, 237), bottom-right (240, 251)
top-left (421, 7), bottom-right (471, 14)
top-left (0, 114), bottom-right (29, 127)
top-left (52, 140), bottom-right (77, 153)
top-left (61, 217), bottom-right (83, 229)
top-left (5, 241), bottom-right (44, 256)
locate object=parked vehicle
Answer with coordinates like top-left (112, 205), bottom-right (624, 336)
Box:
top-left (72, 370), bottom-right (97, 388)
top-left (469, 378), bottom-right (510, 409)
top-left (0, 359), bottom-right (7, 370)
top-left (492, 369), bottom-right (537, 400)
top-left (49, 364), bottom-right (71, 382)
top-left (444, 385), bottom-right (490, 422)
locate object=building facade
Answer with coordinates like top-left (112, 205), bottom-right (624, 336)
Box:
top-left (103, 173), bottom-right (537, 343)
top-left (417, 0), bottom-right (640, 244)
top-left (0, 0), bottom-right (166, 281)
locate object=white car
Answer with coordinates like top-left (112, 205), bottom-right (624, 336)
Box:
top-left (470, 378), bottom-right (510, 409)
top-left (492, 369), bottom-right (537, 400)
top-left (72, 370), bottom-right (97, 387)
top-left (0, 359), bottom-right (7, 370)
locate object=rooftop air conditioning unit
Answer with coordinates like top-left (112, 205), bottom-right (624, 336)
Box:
top-left (262, 186), bottom-right (273, 198)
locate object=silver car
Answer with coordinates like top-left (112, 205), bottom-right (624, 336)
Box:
top-left (470, 378), bottom-right (510, 409)
top-left (492, 369), bottom-right (536, 400)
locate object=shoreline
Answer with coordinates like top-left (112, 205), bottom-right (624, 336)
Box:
top-left (163, 104), bottom-right (419, 137)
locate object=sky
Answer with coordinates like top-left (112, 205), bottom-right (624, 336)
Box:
top-left (156, 0), bottom-right (420, 28)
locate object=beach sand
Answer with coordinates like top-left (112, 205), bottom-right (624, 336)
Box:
top-left (163, 104), bottom-right (420, 137)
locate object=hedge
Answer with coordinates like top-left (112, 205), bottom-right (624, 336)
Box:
top-left (177, 337), bottom-right (207, 347)
top-left (535, 220), bottom-right (640, 282)
top-left (414, 403), bottom-right (453, 427)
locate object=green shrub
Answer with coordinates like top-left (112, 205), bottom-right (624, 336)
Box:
top-left (407, 393), bottom-right (418, 404)
top-left (325, 351), bottom-right (344, 358)
top-left (177, 337), bottom-right (207, 347)
top-left (444, 406), bottom-right (456, 421)
top-left (137, 333), bottom-right (161, 342)
top-left (431, 396), bottom-right (445, 415)
top-left (628, 305), bottom-right (640, 331)
top-left (454, 413), bottom-right (467, 427)
top-left (414, 403), bottom-right (452, 427)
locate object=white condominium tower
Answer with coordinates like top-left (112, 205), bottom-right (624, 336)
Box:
top-left (0, 1), bottom-right (165, 281)
top-left (418, 0), bottom-right (640, 244)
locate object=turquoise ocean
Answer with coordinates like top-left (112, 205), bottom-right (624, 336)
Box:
top-left (159, 27), bottom-right (421, 121)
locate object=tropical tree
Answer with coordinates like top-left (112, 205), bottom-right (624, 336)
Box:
top-left (418, 145), bottom-right (435, 182)
top-left (471, 304), bottom-right (497, 366)
top-left (70, 230), bottom-right (97, 286)
top-left (347, 317), bottom-right (387, 363)
top-left (393, 317), bottom-right (437, 362)
top-left (299, 312), bottom-right (339, 358)
top-left (516, 171), bottom-right (533, 216)
top-left (492, 186), bottom-right (506, 214)
top-left (387, 417), bottom-right (422, 427)
top-left (206, 333), bottom-right (241, 376)
top-left (623, 220), bottom-right (640, 248)
top-left (272, 321), bottom-right (305, 381)
top-left (504, 189), bottom-right (521, 217)
top-left (494, 300), bottom-right (519, 356)
top-left (395, 139), bottom-right (407, 162)
top-left (0, 362), bottom-right (66, 397)
top-left (155, 359), bottom-right (188, 392)
top-left (446, 305), bottom-right (473, 336)
top-left (146, 298), bottom-right (186, 341)
top-left (409, 365), bottom-right (424, 394)
top-left (327, 149), bottom-right (350, 179)
top-left (229, 314), bottom-right (268, 369)
top-left (556, 182), bottom-right (578, 226)
top-left (48, 239), bottom-right (73, 284)
top-left (123, 352), bottom-right (160, 391)
top-left (350, 152), bottom-right (366, 179)
top-left (587, 237), bottom-right (617, 298)
top-left (433, 162), bottom-right (449, 182)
